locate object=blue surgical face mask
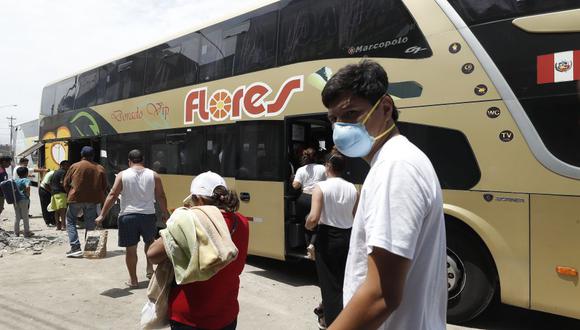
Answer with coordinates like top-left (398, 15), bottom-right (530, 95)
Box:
top-left (332, 96), bottom-right (395, 158)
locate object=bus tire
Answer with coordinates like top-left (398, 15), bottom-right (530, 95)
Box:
top-left (446, 223), bottom-right (498, 323)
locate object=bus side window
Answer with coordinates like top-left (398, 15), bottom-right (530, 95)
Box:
top-left (100, 52), bottom-right (146, 104)
top-left (198, 24), bottom-right (235, 82)
top-left (41, 85), bottom-right (56, 116)
top-left (144, 33), bottom-right (200, 95)
top-left (55, 76), bottom-right (77, 113)
top-left (398, 122), bottom-right (481, 190)
top-left (278, 0), bottom-right (432, 66)
top-left (238, 121), bottom-right (284, 181)
top-left (75, 69), bottom-right (98, 109)
top-left (232, 9), bottom-right (278, 75)
top-left (205, 125), bottom-right (237, 177)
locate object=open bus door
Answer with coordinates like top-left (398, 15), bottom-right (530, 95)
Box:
top-left (68, 138), bottom-right (101, 164)
top-left (284, 114), bottom-right (369, 259)
top-left (284, 115), bottom-right (333, 258)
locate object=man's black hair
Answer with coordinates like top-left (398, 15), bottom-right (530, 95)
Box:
top-left (128, 149), bottom-right (144, 164)
top-left (59, 160), bottom-right (70, 166)
top-left (321, 59), bottom-right (398, 122)
top-left (0, 156), bottom-right (12, 162)
top-left (16, 166), bottom-right (28, 178)
top-left (80, 146), bottom-right (95, 159)
top-left (19, 158), bottom-right (29, 164)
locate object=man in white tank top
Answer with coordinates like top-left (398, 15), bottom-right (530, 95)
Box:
top-left (96, 149), bottom-right (169, 288)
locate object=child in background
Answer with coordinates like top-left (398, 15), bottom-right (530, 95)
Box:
top-left (14, 166), bottom-right (33, 237)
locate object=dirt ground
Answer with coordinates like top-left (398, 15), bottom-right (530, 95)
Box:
top-left (0, 188), bottom-right (322, 330)
top-left (2, 188), bottom-right (579, 330)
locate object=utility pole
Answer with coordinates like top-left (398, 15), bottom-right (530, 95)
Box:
top-left (7, 116), bottom-right (16, 159)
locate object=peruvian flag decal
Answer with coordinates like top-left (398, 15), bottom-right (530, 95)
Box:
top-left (537, 50), bottom-right (580, 84)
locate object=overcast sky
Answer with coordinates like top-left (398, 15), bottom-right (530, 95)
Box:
top-left (0, 0), bottom-right (266, 144)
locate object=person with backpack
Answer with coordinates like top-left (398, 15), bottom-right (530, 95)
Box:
top-left (0, 156), bottom-right (12, 218)
top-left (13, 166), bottom-right (33, 237)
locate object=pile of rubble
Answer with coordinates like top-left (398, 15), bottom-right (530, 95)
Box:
top-left (0, 227), bottom-right (66, 258)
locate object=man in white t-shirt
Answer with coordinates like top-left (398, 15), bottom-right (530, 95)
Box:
top-left (321, 60), bottom-right (447, 330)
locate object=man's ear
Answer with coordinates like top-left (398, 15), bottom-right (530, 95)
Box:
top-left (381, 94), bottom-right (394, 117)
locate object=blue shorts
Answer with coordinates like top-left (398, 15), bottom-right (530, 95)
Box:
top-left (118, 213), bottom-right (156, 247)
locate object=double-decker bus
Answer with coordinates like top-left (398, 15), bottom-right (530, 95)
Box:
top-left (38, 0), bottom-right (580, 323)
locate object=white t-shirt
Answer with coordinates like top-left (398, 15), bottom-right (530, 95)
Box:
top-left (294, 164), bottom-right (326, 194)
top-left (119, 167), bottom-right (156, 216)
top-left (343, 135), bottom-right (447, 330)
top-left (316, 177), bottom-right (357, 229)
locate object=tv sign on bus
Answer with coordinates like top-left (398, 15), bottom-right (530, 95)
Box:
top-left (184, 76), bottom-right (304, 124)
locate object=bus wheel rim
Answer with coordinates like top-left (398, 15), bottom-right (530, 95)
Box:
top-left (447, 248), bottom-right (466, 300)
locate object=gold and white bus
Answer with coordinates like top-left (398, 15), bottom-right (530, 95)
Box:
top-left (38, 0), bottom-right (580, 323)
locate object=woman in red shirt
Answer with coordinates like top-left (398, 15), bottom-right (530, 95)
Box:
top-left (148, 171), bottom-right (249, 330)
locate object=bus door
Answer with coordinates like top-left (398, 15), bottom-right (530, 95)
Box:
top-left (235, 121), bottom-right (287, 260)
top-left (284, 115), bottom-right (333, 258)
top-left (68, 138), bottom-right (101, 164)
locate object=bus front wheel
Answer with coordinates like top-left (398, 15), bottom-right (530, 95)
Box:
top-left (446, 223), bottom-right (498, 323)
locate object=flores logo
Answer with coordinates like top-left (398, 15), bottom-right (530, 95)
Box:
top-left (348, 36), bottom-right (408, 55)
top-left (555, 60), bottom-right (572, 73)
top-left (184, 76), bottom-right (303, 124)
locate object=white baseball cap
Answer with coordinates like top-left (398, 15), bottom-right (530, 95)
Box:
top-left (183, 171), bottom-right (227, 205)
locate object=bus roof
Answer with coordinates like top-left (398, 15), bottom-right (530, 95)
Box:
top-left (44, 0), bottom-right (279, 87)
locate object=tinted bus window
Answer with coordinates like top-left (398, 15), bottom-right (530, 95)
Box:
top-left (278, 0), bottom-right (432, 66)
top-left (198, 25), bottom-right (235, 82)
top-left (448, 0), bottom-right (579, 25)
top-left (448, 1), bottom-right (580, 167)
top-left (75, 69), bottom-right (98, 109)
top-left (40, 85), bottom-right (56, 116)
top-left (233, 9), bottom-right (278, 75)
top-left (150, 131), bottom-right (179, 175)
top-left (101, 52), bottom-right (146, 103)
top-left (106, 133), bottom-right (147, 173)
top-left (144, 34), bottom-right (200, 94)
top-left (206, 125), bottom-right (238, 177)
top-left (399, 123), bottom-right (481, 190)
top-left (521, 96), bottom-right (580, 167)
top-left (55, 77), bottom-right (77, 113)
top-left (238, 121), bottom-right (284, 181)
top-left (179, 128), bottom-right (205, 175)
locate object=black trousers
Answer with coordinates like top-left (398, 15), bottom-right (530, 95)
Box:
top-left (296, 193), bottom-right (317, 245)
top-left (315, 224), bottom-right (351, 326)
top-left (38, 187), bottom-right (54, 225)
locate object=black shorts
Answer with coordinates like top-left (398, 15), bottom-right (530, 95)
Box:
top-left (118, 213), bottom-right (157, 247)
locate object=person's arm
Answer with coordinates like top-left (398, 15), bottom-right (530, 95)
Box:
top-left (292, 180), bottom-right (302, 190)
top-left (95, 173), bottom-right (123, 226)
top-left (329, 248), bottom-right (411, 330)
top-left (24, 180), bottom-right (30, 197)
top-left (42, 172), bottom-right (52, 193)
top-left (153, 172), bottom-right (169, 222)
top-left (63, 166), bottom-right (73, 193)
top-left (305, 185), bottom-right (323, 231)
top-left (147, 237), bottom-right (168, 264)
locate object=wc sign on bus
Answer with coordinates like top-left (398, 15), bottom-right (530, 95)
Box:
top-left (184, 76), bottom-right (304, 124)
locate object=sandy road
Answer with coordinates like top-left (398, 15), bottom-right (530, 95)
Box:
top-left (1, 188), bottom-right (579, 329)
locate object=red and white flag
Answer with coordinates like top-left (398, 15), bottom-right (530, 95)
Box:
top-left (537, 50), bottom-right (580, 84)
